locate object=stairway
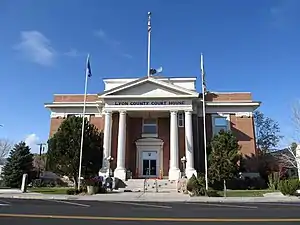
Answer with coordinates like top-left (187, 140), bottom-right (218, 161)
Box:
top-left (121, 179), bottom-right (178, 193)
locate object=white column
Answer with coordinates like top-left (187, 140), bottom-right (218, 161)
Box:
top-left (168, 111), bottom-right (181, 180)
top-left (184, 110), bottom-right (197, 178)
top-left (114, 111), bottom-right (127, 180)
top-left (99, 111), bottom-right (112, 177)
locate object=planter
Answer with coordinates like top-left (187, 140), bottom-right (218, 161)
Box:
top-left (87, 186), bottom-right (98, 195)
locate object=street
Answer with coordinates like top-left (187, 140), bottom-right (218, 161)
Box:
top-left (0, 198), bottom-right (300, 224)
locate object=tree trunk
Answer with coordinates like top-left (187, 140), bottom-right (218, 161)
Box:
top-left (73, 176), bottom-right (78, 190)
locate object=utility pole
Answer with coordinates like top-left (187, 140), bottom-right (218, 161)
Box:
top-left (36, 143), bottom-right (46, 178)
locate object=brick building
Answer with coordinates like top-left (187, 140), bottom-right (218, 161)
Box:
top-left (45, 76), bottom-right (260, 181)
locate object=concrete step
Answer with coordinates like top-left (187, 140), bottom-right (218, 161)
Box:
top-left (122, 179), bottom-right (178, 193)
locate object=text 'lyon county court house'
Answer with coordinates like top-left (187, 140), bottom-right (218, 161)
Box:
top-left (45, 76), bottom-right (260, 181)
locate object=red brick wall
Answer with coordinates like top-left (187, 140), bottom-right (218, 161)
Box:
top-left (206, 93), bottom-right (252, 102)
top-left (89, 115), bottom-right (104, 132)
top-left (230, 114), bottom-right (257, 171)
top-left (125, 117), bottom-right (142, 177)
top-left (49, 117), bottom-right (65, 137)
top-left (110, 113), bottom-right (119, 171)
top-left (54, 94), bottom-right (98, 102)
top-left (178, 126), bottom-right (185, 171)
top-left (158, 117), bottom-right (170, 176)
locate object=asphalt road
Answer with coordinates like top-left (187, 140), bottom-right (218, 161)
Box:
top-left (1, 198), bottom-right (300, 224)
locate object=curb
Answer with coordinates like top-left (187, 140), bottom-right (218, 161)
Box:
top-left (0, 194), bottom-right (299, 203)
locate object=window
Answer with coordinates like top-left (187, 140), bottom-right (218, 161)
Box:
top-left (212, 115), bottom-right (229, 135)
top-left (178, 112), bottom-right (184, 127)
top-left (66, 114), bottom-right (90, 121)
top-left (142, 118), bottom-right (157, 135)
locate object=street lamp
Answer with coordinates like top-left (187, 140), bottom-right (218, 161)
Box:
top-left (107, 156), bottom-right (114, 177)
top-left (181, 156), bottom-right (187, 178)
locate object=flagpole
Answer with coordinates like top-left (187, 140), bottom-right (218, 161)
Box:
top-left (78, 54), bottom-right (90, 190)
top-left (201, 53), bottom-right (209, 191)
top-left (147, 12), bottom-right (151, 77)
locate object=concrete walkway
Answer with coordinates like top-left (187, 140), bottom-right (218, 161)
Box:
top-left (0, 190), bottom-right (300, 203)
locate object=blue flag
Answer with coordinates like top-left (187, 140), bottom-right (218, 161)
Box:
top-left (86, 55), bottom-right (92, 77)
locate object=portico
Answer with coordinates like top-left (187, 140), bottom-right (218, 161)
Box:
top-left (98, 76), bottom-right (199, 180)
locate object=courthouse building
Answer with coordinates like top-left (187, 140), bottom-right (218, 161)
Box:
top-left (45, 76), bottom-right (260, 181)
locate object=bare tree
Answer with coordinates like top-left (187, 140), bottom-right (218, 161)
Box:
top-left (0, 138), bottom-right (12, 161)
top-left (277, 146), bottom-right (299, 169)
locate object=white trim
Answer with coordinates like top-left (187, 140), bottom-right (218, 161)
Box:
top-left (197, 106), bottom-right (258, 116)
top-left (101, 77), bottom-right (199, 97)
top-left (104, 105), bottom-right (193, 112)
top-left (204, 101), bottom-right (260, 107)
top-left (45, 103), bottom-right (99, 108)
top-left (103, 77), bottom-right (197, 83)
top-left (102, 95), bottom-right (198, 99)
top-left (135, 138), bottom-right (164, 178)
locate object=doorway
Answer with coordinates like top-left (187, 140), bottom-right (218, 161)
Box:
top-left (142, 151), bottom-right (157, 177)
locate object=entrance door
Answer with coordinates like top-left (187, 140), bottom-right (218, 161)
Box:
top-left (142, 151), bottom-right (157, 177)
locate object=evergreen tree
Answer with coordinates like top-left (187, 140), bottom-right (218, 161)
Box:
top-left (2, 141), bottom-right (33, 188)
top-left (47, 116), bottom-right (103, 187)
top-left (208, 130), bottom-right (241, 185)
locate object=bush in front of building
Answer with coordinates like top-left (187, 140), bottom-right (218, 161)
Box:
top-left (186, 174), bottom-right (206, 196)
top-left (278, 179), bottom-right (300, 196)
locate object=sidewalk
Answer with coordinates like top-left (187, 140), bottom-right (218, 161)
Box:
top-left (1, 190), bottom-right (300, 203)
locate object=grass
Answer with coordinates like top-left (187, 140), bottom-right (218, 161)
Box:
top-left (28, 187), bottom-right (69, 195)
top-left (216, 189), bottom-right (274, 197)
top-left (29, 187), bottom-right (275, 197)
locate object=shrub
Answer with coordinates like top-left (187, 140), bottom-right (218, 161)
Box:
top-left (186, 174), bottom-right (206, 196)
top-left (66, 187), bottom-right (86, 195)
top-left (66, 188), bottom-right (76, 195)
top-left (278, 179), bottom-right (300, 196)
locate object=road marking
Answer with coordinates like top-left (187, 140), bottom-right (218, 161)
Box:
top-left (0, 204), bottom-right (9, 207)
top-left (185, 202), bottom-right (258, 209)
top-left (44, 200), bottom-right (90, 207)
top-left (0, 213), bottom-right (300, 222)
top-left (112, 201), bottom-right (172, 209)
top-left (0, 199), bottom-right (11, 204)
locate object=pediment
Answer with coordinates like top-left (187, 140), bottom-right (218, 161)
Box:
top-left (100, 77), bottom-right (198, 97)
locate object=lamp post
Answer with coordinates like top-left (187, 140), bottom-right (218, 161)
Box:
top-left (107, 156), bottom-right (114, 177)
top-left (181, 156), bottom-right (187, 178)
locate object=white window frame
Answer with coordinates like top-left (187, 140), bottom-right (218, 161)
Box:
top-left (142, 118), bottom-right (158, 138)
top-left (67, 114), bottom-right (90, 121)
top-left (178, 112), bottom-right (184, 127)
top-left (211, 114), bottom-right (230, 136)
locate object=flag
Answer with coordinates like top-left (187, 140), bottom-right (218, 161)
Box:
top-left (201, 53), bottom-right (206, 93)
top-left (148, 12), bottom-right (151, 33)
top-left (86, 55), bottom-right (92, 77)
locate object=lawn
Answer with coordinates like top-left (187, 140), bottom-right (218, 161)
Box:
top-left (29, 187), bottom-right (69, 195)
top-left (216, 189), bottom-right (274, 197)
top-left (29, 187), bottom-right (275, 197)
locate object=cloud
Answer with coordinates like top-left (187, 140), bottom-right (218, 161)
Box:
top-left (25, 133), bottom-right (40, 153)
top-left (14, 31), bottom-right (56, 66)
top-left (94, 29), bottom-right (132, 59)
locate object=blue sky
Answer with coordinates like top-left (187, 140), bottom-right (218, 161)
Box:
top-left (0, 0), bottom-right (299, 152)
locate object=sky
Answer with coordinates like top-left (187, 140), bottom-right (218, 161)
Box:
top-left (0, 0), bottom-right (299, 152)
